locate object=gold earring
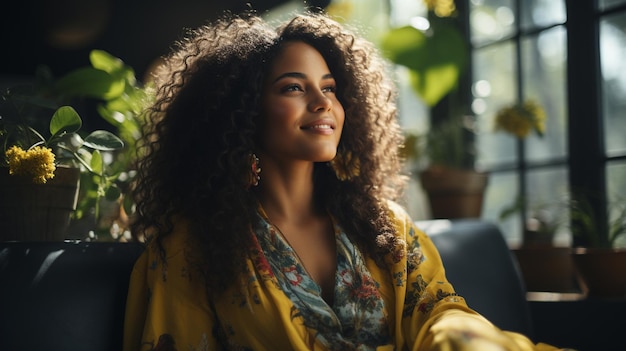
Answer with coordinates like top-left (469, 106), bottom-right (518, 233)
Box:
top-left (329, 150), bottom-right (360, 181)
top-left (246, 153), bottom-right (261, 189)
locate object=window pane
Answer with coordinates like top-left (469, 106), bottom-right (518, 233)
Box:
top-left (482, 171), bottom-right (521, 246)
top-left (389, 0), bottom-right (426, 26)
top-left (608, 161), bottom-right (626, 202)
top-left (520, 0), bottom-right (566, 30)
top-left (470, 0), bottom-right (515, 46)
top-left (521, 26), bottom-right (568, 162)
top-left (607, 161), bottom-right (626, 247)
top-left (601, 13), bottom-right (626, 156)
top-left (472, 41), bottom-right (517, 168)
top-left (599, 0), bottom-right (626, 11)
top-left (526, 166), bottom-right (570, 246)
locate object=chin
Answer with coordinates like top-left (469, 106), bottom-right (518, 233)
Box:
top-left (325, 152), bottom-right (338, 162)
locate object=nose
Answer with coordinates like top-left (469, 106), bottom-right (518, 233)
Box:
top-left (309, 91), bottom-right (332, 112)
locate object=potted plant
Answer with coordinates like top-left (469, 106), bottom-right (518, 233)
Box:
top-left (401, 113), bottom-right (488, 219)
top-left (569, 195), bottom-right (626, 298)
top-left (58, 50), bottom-right (150, 241)
top-left (0, 50), bottom-right (149, 242)
top-left (489, 100), bottom-right (582, 293)
top-left (500, 197), bottom-right (581, 293)
top-left (492, 99), bottom-right (549, 239)
top-left (499, 195), bottom-right (566, 248)
top-left (380, 1), bottom-right (490, 219)
top-left (494, 99), bottom-right (548, 239)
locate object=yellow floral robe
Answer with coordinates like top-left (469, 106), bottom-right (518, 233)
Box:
top-left (123, 202), bottom-right (563, 351)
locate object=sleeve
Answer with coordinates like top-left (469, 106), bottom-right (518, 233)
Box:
top-left (385, 202), bottom-right (565, 351)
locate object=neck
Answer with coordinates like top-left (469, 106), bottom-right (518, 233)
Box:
top-left (253, 158), bottom-right (320, 224)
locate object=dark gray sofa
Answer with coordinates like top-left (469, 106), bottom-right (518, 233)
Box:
top-left (0, 219), bottom-right (533, 351)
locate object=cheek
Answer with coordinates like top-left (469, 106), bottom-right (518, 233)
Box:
top-left (260, 100), bottom-right (297, 147)
top-left (265, 105), bottom-right (288, 123)
top-left (262, 99), bottom-right (296, 126)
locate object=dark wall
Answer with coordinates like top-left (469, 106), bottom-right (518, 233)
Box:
top-left (1, 0), bottom-right (293, 81)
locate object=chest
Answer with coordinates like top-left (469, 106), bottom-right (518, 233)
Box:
top-left (225, 230), bottom-right (393, 349)
top-left (275, 219), bottom-right (337, 303)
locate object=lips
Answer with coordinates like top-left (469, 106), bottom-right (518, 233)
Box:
top-left (302, 124), bottom-right (333, 130)
top-left (301, 119), bottom-right (336, 131)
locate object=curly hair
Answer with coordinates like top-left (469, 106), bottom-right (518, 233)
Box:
top-left (130, 11), bottom-right (408, 292)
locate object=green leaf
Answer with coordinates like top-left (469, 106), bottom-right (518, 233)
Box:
top-left (380, 26), bottom-right (428, 67)
top-left (54, 67), bottom-right (125, 100)
top-left (90, 50), bottom-right (138, 87)
top-left (50, 106), bottom-right (82, 136)
top-left (409, 65), bottom-right (460, 107)
top-left (90, 149), bottom-right (104, 175)
top-left (73, 152), bottom-right (93, 173)
top-left (90, 50), bottom-right (125, 74)
top-left (380, 22), bottom-right (467, 106)
top-left (83, 130), bottom-right (125, 151)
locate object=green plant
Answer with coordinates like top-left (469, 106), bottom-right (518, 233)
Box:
top-left (0, 50), bottom-right (150, 236)
top-left (2, 103), bottom-right (123, 178)
top-left (570, 195), bottom-right (626, 249)
top-left (402, 114), bottom-right (476, 171)
top-left (379, 1), bottom-right (467, 107)
top-left (499, 195), bottom-right (568, 246)
top-left (379, 0), bottom-right (473, 171)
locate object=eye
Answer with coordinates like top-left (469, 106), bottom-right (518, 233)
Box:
top-left (281, 84), bottom-right (303, 93)
top-left (322, 85), bottom-right (337, 93)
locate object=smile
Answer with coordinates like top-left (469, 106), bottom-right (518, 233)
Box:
top-left (302, 124), bottom-right (334, 130)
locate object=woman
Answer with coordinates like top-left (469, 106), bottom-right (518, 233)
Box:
top-left (123, 11), bottom-right (562, 351)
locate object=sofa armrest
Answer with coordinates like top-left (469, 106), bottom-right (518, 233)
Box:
top-left (0, 241), bottom-right (144, 351)
top-left (417, 219), bottom-right (534, 339)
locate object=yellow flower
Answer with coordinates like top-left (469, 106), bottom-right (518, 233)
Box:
top-left (325, 1), bottom-right (353, 21)
top-left (423, 0), bottom-right (456, 17)
top-left (5, 145), bottom-right (56, 184)
top-left (494, 100), bottom-right (546, 139)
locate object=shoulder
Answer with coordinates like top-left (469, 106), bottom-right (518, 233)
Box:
top-left (384, 200), bottom-right (432, 250)
top-left (386, 200), bottom-right (410, 219)
top-left (385, 200), bottom-right (414, 231)
top-left (138, 218), bottom-right (192, 279)
top-left (145, 217), bottom-right (191, 256)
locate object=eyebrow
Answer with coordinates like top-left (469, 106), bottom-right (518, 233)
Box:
top-left (272, 72), bottom-right (334, 83)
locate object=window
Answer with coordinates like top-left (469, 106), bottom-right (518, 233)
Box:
top-left (600, 0), bottom-right (626, 247)
top-left (469, 0), bottom-right (626, 247)
top-left (468, 0), bottom-right (567, 246)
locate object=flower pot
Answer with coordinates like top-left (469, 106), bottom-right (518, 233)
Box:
top-left (0, 166), bottom-right (80, 241)
top-left (522, 229), bottom-right (556, 248)
top-left (419, 166), bottom-right (488, 219)
top-left (513, 247), bottom-right (580, 293)
top-left (571, 247), bottom-right (626, 299)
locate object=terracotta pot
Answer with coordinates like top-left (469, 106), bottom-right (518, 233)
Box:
top-left (522, 229), bottom-right (556, 248)
top-left (571, 247), bottom-right (626, 299)
top-left (419, 166), bottom-right (488, 219)
top-left (513, 247), bottom-right (580, 293)
top-left (0, 166), bottom-right (80, 241)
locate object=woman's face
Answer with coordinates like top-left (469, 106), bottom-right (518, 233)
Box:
top-left (260, 41), bottom-right (345, 165)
